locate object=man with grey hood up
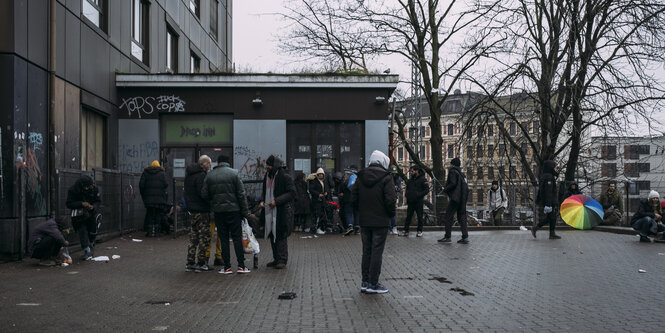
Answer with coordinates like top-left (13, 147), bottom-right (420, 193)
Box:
top-left (352, 150), bottom-right (396, 294)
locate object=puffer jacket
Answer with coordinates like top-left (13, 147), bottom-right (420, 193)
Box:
top-left (201, 162), bottom-right (248, 216)
top-left (139, 165), bottom-right (168, 208)
top-left (184, 163), bottom-right (209, 213)
top-left (405, 172), bottom-right (429, 203)
top-left (352, 163), bottom-right (396, 228)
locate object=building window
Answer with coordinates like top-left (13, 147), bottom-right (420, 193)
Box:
top-left (190, 0), bottom-right (201, 19)
top-left (532, 121), bottom-right (539, 134)
top-left (447, 124), bottom-right (454, 136)
top-left (488, 124), bottom-right (494, 136)
top-left (499, 166), bottom-right (505, 178)
top-left (467, 145), bottom-right (473, 159)
top-left (190, 51), bottom-right (201, 73)
top-left (477, 145), bottom-right (483, 158)
top-left (82, 0), bottom-right (106, 31)
top-left (398, 147), bottom-right (404, 161)
top-left (509, 123), bottom-right (516, 135)
top-left (210, 0), bottom-right (218, 40)
top-left (131, 0), bottom-right (149, 64)
top-left (499, 144), bottom-right (506, 156)
top-left (166, 26), bottom-right (178, 72)
top-left (420, 126), bottom-right (426, 138)
top-left (601, 145), bottom-right (616, 160)
top-left (601, 163), bottom-right (617, 178)
top-left (419, 145), bottom-right (426, 160)
top-left (625, 145), bottom-right (650, 159)
top-left (510, 165), bottom-right (517, 178)
top-left (488, 144), bottom-right (494, 158)
top-left (521, 143), bottom-right (528, 156)
top-left (409, 127), bottom-right (417, 139)
top-left (488, 167), bottom-right (494, 179)
top-left (477, 125), bottom-right (485, 137)
top-left (639, 163), bottom-right (650, 172)
top-left (477, 167), bottom-right (483, 180)
top-left (477, 189), bottom-right (484, 204)
top-left (81, 108), bottom-right (106, 171)
top-left (467, 167), bottom-right (473, 180)
top-left (447, 144), bottom-right (455, 159)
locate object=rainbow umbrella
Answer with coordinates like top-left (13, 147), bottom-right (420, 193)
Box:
top-left (559, 194), bottom-right (604, 230)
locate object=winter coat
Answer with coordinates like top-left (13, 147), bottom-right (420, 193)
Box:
top-left (444, 166), bottom-right (469, 204)
top-left (293, 178), bottom-right (311, 215)
top-left (405, 172), bottom-right (429, 204)
top-left (599, 189), bottom-right (623, 213)
top-left (487, 187), bottom-right (508, 212)
top-left (536, 160), bottom-right (558, 207)
top-left (65, 176), bottom-right (100, 210)
top-left (139, 165), bottom-right (168, 208)
top-left (309, 177), bottom-right (331, 206)
top-left (261, 164), bottom-right (297, 240)
top-left (561, 181), bottom-right (582, 202)
top-left (201, 162), bottom-right (248, 216)
top-left (28, 219), bottom-right (67, 253)
top-left (631, 199), bottom-right (662, 224)
top-left (352, 163), bottom-right (396, 228)
top-left (184, 163), bottom-right (209, 213)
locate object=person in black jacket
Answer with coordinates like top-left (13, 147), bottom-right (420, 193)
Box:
top-left (293, 171), bottom-right (311, 232)
top-left (184, 155), bottom-right (213, 272)
top-left (438, 158), bottom-right (470, 244)
top-left (66, 175), bottom-right (101, 260)
top-left (28, 217), bottom-right (70, 266)
top-left (561, 181), bottom-right (582, 202)
top-left (400, 166), bottom-right (429, 237)
top-left (139, 160), bottom-right (169, 237)
top-left (352, 150), bottom-right (396, 294)
top-left (309, 168), bottom-right (332, 234)
top-left (532, 160), bottom-right (561, 239)
top-left (260, 155), bottom-right (296, 269)
top-left (631, 190), bottom-right (664, 243)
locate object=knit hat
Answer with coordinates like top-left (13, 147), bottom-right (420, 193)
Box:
top-left (150, 160), bottom-right (160, 167)
top-left (316, 168), bottom-right (325, 175)
top-left (451, 157), bottom-right (461, 167)
top-left (266, 155), bottom-right (275, 167)
top-left (491, 180), bottom-right (498, 186)
top-left (648, 190), bottom-right (659, 199)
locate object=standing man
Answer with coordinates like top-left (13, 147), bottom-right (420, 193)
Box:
top-left (261, 155), bottom-right (296, 269)
top-left (201, 155), bottom-right (251, 274)
top-left (438, 158), bottom-right (470, 244)
top-left (139, 160), bottom-right (169, 237)
top-left (599, 181), bottom-right (623, 225)
top-left (532, 160), bottom-right (561, 239)
top-left (400, 166), bottom-right (429, 237)
top-left (66, 175), bottom-right (101, 260)
top-left (309, 168), bottom-right (331, 234)
top-left (184, 155), bottom-right (213, 272)
top-left (352, 150), bottom-right (396, 294)
top-left (486, 180), bottom-right (508, 226)
top-left (390, 166), bottom-right (402, 235)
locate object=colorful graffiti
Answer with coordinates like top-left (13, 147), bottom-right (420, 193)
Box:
top-left (239, 156), bottom-right (267, 180)
top-left (25, 148), bottom-right (47, 215)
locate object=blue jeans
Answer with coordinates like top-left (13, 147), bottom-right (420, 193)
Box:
top-left (632, 216), bottom-right (664, 236)
top-left (345, 205), bottom-right (359, 228)
top-left (390, 215), bottom-right (396, 228)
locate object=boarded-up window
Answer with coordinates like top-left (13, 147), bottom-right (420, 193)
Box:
top-left (81, 108), bottom-right (106, 171)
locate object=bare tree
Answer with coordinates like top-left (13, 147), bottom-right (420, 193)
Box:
top-left (468, 0), bottom-right (665, 183)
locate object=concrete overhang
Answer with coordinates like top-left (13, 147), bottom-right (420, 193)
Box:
top-left (116, 73), bottom-right (400, 89)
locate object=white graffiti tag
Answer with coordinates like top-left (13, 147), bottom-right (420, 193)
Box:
top-left (120, 95), bottom-right (186, 118)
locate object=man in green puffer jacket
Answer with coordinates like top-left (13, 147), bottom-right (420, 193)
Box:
top-left (201, 155), bottom-right (251, 274)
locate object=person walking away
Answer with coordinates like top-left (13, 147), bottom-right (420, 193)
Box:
top-left (352, 150), bottom-right (396, 294)
top-left (631, 190), bottom-right (665, 243)
top-left (28, 218), bottom-right (70, 266)
top-left (184, 155), bottom-right (214, 272)
top-left (401, 166), bottom-right (429, 237)
top-left (532, 160), bottom-right (561, 239)
top-left (309, 168), bottom-right (331, 234)
top-left (260, 155), bottom-right (296, 269)
top-left (599, 181), bottom-right (623, 225)
top-left (342, 166), bottom-right (360, 235)
top-left (438, 158), bottom-right (470, 244)
top-left (139, 160), bottom-right (169, 237)
top-left (201, 155), bottom-right (251, 274)
top-left (66, 175), bottom-right (101, 259)
top-left (293, 171), bottom-right (311, 232)
top-left (390, 166), bottom-right (402, 235)
top-left (486, 180), bottom-right (508, 226)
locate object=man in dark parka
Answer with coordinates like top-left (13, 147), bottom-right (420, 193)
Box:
top-left (438, 158), bottom-right (470, 244)
top-left (260, 155), bottom-right (296, 269)
top-left (139, 160), bottom-right (169, 237)
top-left (532, 160), bottom-right (561, 239)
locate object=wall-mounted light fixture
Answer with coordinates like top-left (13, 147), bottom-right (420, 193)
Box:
top-left (375, 96), bottom-right (386, 104)
top-left (252, 97), bottom-right (263, 106)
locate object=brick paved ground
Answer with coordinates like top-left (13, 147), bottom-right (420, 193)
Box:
top-left (1, 229), bottom-right (664, 332)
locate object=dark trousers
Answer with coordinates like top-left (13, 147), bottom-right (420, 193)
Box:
top-left (145, 207), bottom-right (164, 228)
top-left (404, 200), bottom-right (424, 232)
top-left (491, 207), bottom-right (504, 226)
top-left (215, 211), bottom-right (245, 269)
top-left (537, 205), bottom-right (557, 234)
top-left (73, 216), bottom-right (97, 250)
top-left (31, 236), bottom-right (61, 260)
top-left (361, 227), bottom-right (389, 285)
top-left (444, 200), bottom-right (468, 239)
top-left (344, 204), bottom-right (359, 228)
top-left (632, 216), bottom-right (664, 236)
top-left (269, 233), bottom-right (288, 264)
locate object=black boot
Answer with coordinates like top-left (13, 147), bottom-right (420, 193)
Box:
top-left (531, 225), bottom-right (538, 238)
top-left (549, 231), bottom-right (561, 239)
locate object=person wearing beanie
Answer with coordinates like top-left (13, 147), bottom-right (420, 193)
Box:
top-left (631, 190), bottom-right (664, 243)
top-left (66, 175), bottom-right (101, 259)
top-left (401, 165), bottom-right (429, 237)
top-left (532, 160), bottom-right (561, 239)
top-left (438, 157), bottom-right (470, 244)
top-left (486, 180), bottom-right (508, 226)
top-left (352, 150), bottom-right (396, 294)
top-left (28, 217), bottom-right (70, 266)
top-left (140, 160), bottom-right (169, 237)
top-left (309, 167), bottom-right (331, 235)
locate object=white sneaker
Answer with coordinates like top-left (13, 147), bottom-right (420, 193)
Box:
top-left (316, 228), bottom-right (326, 235)
top-left (303, 228), bottom-right (310, 233)
top-left (391, 227), bottom-right (398, 234)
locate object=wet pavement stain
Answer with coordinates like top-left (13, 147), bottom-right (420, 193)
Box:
top-left (385, 277), bottom-right (414, 280)
top-left (450, 287), bottom-right (475, 296)
top-left (428, 276), bottom-right (452, 284)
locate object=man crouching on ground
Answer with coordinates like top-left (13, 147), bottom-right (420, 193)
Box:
top-left (353, 150), bottom-right (396, 294)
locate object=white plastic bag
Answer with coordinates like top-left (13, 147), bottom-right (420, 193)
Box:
top-left (242, 219), bottom-right (260, 254)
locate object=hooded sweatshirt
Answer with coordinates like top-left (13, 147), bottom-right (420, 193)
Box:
top-left (352, 150), bottom-right (396, 227)
top-left (536, 160), bottom-right (558, 207)
top-left (66, 175), bottom-right (100, 210)
top-left (184, 163), bottom-right (209, 212)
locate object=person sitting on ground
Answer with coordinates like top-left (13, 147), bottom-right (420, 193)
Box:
top-left (486, 180), bottom-right (508, 226)
top-left (631, 190), bottom-right (665, 243)
top-left (28, 217), bottom-right (70, 266)
top-left (598, 181), bottom-right (623, 225)
top-left (66, 175), bottom-right (101, 260)
top-left (563, 181), bottom-right (582, 200)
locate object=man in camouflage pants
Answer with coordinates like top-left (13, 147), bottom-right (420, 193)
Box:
top-left (184, 155), bottom-right (214, 272)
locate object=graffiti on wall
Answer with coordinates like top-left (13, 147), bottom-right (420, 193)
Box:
top-left (235, 146), bottom-right (284, 181)
top-left (119, 95), bottom-right (186, 119)
top-left (119, 141), bottom-right (159, 173)
top-left (28, 132), bottom-right (43, 151)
